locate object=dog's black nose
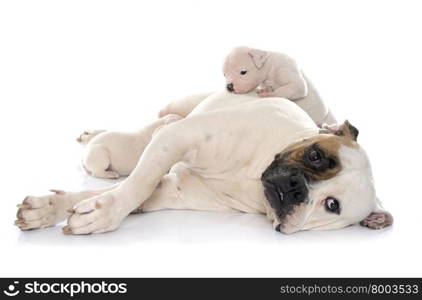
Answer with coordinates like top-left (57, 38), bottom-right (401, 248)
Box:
top-left (262, 167), bottom-right (308, 205)
top-left (284, 174), bottom-right (307, 203)
top-left (226, 83), bottom-right (234, 92)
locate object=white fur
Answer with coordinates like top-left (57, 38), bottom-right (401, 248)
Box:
top-left (78, 114), bottom-right (182, 178)
top-left (223, 46), bottom-right (336, 125)
top-left (16, 92), bottom-right (388, 235)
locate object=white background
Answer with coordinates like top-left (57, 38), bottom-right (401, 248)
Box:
top-left (1, 0), bottom-right (421, 277)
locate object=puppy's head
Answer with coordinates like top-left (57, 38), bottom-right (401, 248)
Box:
top-left (223, 46), bottom-right (269, 94)
top-left (261, 121), bottom-right (393, 234)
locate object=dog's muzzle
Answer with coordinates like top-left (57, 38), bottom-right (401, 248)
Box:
top-left (261, 164), bottom-right (309, 220)
top-left (226, 83), bottom-right (234, 92)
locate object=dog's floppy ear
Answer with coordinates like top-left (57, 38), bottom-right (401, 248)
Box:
top-left (359, 199), bottom-right (393, 230)
top-left (321, 120), bottom-right (359, 141)
top-left (247, 48), bottom-right (269, 69)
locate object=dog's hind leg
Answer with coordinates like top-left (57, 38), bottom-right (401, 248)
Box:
top-left (62, 117), bottom-right (210, 234)
top-left (15, 185), bottom-right (118, 231)
top-left (82, 145), bottom-right (120, 179)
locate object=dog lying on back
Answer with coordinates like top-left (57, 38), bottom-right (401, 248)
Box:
top-left (223, 46), bottom-right (336, 126)
top-left (15, 91), bottom-right (393, 234)
top-left (77, 114), bottom-right (182, 179)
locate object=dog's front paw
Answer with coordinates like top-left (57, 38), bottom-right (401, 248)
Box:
top-left (63, 192), bottom-right (127, 235)
top-left (15, 190), bottom-right (69, 230)
top-left (256, 86), bottom-right (274, 97)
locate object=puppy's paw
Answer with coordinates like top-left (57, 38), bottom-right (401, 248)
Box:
top-left (257, 86), bottom-right (274, 97)
top-left (64, 192), bottom-right (126, 235)
top-left (15, 190), bottom-right (68, 230)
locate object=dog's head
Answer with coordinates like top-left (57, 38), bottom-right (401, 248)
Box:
top-left (261, 121), bottom-right (393, 234)
top-left (223, 46), bottom-right (269, 94)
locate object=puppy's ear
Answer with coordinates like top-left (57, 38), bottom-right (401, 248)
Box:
top-left (321, 120), bottom-right (359, 141)
top-left (247, 48), bottom-right (269, 69)
top-left (360, 200), bottom-right (393, 230)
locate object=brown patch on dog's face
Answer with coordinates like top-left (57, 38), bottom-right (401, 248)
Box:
top-left (276, 136), bottom-right (348, 180)
top-left (277, 121), bottom-right (359, 181)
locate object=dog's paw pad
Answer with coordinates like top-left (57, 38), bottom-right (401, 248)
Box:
top-left (257, 87), bottom-right (273, 97)
top-left (15, 191), bottom-right (69, 230)
top-left (64, 193), bottom-right (122, 235)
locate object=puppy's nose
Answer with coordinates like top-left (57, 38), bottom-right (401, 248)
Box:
top-left (226, 83), bottom-right (234, 92)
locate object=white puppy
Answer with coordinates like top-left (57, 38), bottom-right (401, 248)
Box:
top-left (223, 46), bottom-right (336, 126)
top-left (77, 114), bottom-right (182, 178)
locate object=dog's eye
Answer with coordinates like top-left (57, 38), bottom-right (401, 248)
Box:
top-left (308, 149), bottom-right (321, 163)
top-left (325, 197), bottom-right (340, 214)
top-left (240, 70), bottom-right (247, 75)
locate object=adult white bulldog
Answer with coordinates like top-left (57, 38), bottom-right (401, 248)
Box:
top-left (15, 91), bottom-right (393, 234)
